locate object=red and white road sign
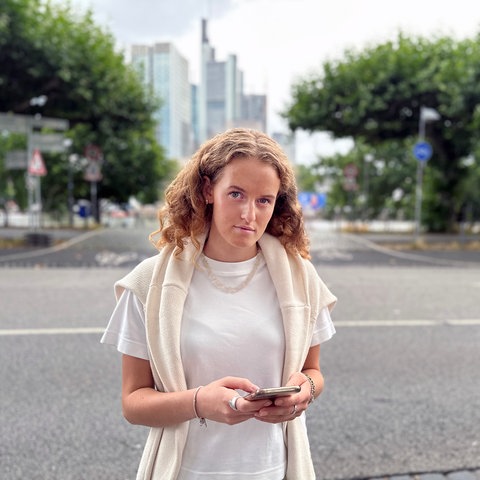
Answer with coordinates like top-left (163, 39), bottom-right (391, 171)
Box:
top-left (84, 144), bottom-right (103, 162)
top-left (84, 160), bottom-right (103, 182)
top-left (343, 163), bottom-right (359, 179)
top-left (28, 149), bottom-right (47, 176)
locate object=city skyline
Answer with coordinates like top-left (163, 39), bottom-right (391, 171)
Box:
top-left (70, 0), bottom-right (480, 163)
top-left (130, 19), bottom-right (268, 160)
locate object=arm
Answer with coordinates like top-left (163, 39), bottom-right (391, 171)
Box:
top-left (122, 354), bottom-right (196, 427)
top-left (121, 354), bottom-right (264, 428)
top-left (300, 344), bottom-right (324, 401)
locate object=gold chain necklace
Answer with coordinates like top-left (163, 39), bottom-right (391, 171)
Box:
top-left (201, 252), bottom-right (262, 294)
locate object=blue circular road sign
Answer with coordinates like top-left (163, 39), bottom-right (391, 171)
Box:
top-left (413, 141), bottom-right (433, 162)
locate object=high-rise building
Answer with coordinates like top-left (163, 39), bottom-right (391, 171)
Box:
top-left (131, 43), bottom-right (193, 160)
top-left (198, 19), bottom-right (267, 143)
top-left (130, 20), bottom-right (267, 158)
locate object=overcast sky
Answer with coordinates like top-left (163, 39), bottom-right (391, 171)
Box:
top-left (69, 0), bottom-right (480, 162)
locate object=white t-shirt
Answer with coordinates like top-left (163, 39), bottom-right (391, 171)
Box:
top-left (101, 253), bottom-right (335, 479)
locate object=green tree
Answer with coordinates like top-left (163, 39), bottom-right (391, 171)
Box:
top-left (0, 0), bottom-right (173, 220)
top-left (284, 32), bottom-right (480, 232)
top-left (308, 140), bottom-right (416, 221)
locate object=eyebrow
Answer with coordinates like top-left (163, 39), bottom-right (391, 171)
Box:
top-left (229, 185), bottom-right (277, 199)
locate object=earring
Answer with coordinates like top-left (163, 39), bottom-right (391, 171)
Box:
top-left (205, 199), bottom-right (209, 205)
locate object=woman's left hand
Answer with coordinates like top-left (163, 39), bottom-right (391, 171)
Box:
top-left (252, 372), bottom-right (312, 424)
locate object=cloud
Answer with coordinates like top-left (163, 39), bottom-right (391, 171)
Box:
top-left (72, 0), bottom-right (237, 44)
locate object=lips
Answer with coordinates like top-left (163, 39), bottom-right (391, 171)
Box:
top-left (236, 225), bottom-right (255, 232)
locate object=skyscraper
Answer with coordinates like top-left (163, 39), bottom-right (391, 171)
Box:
top-left (130, 20), bottom-right (267, 158)
top-left (198, 19), bottom-right (267, 143)
top-left (131, 43), bottom-right (193, 160)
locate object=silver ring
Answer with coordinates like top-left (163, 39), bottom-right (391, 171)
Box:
top-left (228, 395), bottom-right (241, 411)
top-left (291, 404), bottom-right (297, 415)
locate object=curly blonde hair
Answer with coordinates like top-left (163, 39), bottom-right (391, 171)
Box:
top-left (151, 128), bottom-right (310, 259)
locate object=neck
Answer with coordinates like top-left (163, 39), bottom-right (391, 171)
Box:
top-left (203, 242), bottom-right (259, 262)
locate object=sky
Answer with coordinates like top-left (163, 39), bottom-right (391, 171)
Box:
top-left (68, 0), bottom-right (480, 163)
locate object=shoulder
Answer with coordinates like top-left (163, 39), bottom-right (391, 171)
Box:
top-left (301, 257), bottom-right (337, 312)
top-left (114, 254), bottom-right (161, 305)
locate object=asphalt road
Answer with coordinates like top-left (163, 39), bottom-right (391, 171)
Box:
top-left (0, 224), bottom-right (479, 479)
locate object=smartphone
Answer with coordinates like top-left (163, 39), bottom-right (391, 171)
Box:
top-left (244, 385), bottom-right (301, 400)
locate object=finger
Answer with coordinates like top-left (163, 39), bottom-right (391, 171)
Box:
top-left (238, 398), bottom-right (272, 413)
top-left (219, 376), bottom-right (259, 394)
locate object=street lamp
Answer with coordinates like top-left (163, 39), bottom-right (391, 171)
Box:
top-left (414, 106), bottom-right (441, 239)
top-left (29, 95), bottom-right (48, 107)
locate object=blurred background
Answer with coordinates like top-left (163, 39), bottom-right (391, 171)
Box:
top-left (1, 0), bottom-right (480, 237)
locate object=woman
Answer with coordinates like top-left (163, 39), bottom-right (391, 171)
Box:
top-left (101, 128), bottom-right (337, 479)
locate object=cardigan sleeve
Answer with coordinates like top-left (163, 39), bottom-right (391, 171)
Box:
top-left (114, 254), bottom-right (159, 305)
top-left (304, 260), bottom-right (337, 314)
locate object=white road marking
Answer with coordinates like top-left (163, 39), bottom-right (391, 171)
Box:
top-left (1, 319), bottom-right (479, 336)
top-left (0, 327), bottom-right (105, 336)
top-left (335, 318), bottom-right (480, 327)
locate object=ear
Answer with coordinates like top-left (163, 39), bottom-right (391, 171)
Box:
top-left (202, 176), bottom-right (213, 204)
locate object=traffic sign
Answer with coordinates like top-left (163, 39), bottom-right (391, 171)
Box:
top-left (413, 141), bottom-right (433, 162)
top-left (5, 150), bottom-right (28, 170)
top-left (84, 144), bottom-right (103, 162)
top-left (343, 177), bottom-right (359, 191)
top-left (31, 133), bottom-right (68, 153)
top-left (28, 149), bottom-right (47, 176)
top-left (0, 113), bottom-right (69, 133)
top-left (84, 160), bottom-right (103, 182)
top-left (0, 113), bottom-right (29, 133)
top-left (298, 192), bottom-right (326, 210)
top-left (343, 163), bottom-right (359, 178)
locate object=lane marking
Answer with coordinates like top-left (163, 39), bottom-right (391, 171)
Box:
top-left (345, 233), bottom-right (479, 268)
top-left (335, 319), bottom-right (480, 327)
top-left (0, 229), bottom-right (102, 262)
top-left (1, 320), bottom-right (479, 336)
top-left (0, 327), bottom-right (105, 336)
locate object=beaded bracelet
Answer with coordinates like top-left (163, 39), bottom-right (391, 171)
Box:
top-left (302, 373), bottom-right (316, 404)
top-left (193, 386), bottom-right (207, 427)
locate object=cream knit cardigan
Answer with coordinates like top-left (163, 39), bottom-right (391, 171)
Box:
top-left (115, 232), bottom-right (337, 480)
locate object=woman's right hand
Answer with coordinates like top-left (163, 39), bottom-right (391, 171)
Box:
top-left (122, 355), bottom-right (270, 427)
top-left (196, 377), bottom-right (272, 425)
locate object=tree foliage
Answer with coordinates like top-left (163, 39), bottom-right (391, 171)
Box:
top-left (0, 0), bottom-right (174, 220)
top-left (308, 140), bottom-right (417, 222)
top-left (284, 32), bottom-right (480, 232)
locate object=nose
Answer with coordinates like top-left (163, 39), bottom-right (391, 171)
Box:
top-left (241, 201), bottom-right (256, 223)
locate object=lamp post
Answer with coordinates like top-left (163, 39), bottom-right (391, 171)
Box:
top-left (362, 153), bottom-right (373, 220)
top-left (413, 106), bottom-right (440, 239)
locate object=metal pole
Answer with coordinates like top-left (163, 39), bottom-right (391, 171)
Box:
top-left (414, 114), bottom-right (426, 240)
top-left (36, 176), bottom-right (42, 228)
top-left (414, 161), bottom-right (424, 238)
top-left (90, 180), bottom-right (97, 224)
top-left (27, 118), bottom-right (34, 230)
top-left (68, 159), bottom-right (74, 228)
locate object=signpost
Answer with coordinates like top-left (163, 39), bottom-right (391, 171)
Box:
top-left (84, 144), bottom-right (103, 223)
top-left (414, 106), bottom-right (440, 238)
top-left (343, 163), bottom-right (359, 191)
top-left (0, 112), bottom-right (70, 229)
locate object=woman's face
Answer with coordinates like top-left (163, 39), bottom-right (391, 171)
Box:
top-left (203, 156), bottom-right (280, 261)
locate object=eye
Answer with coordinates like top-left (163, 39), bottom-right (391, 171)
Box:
top-left (229, 191), bottom-right (242, 199)
top-left (258, 197), bottom-right (273, 205)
